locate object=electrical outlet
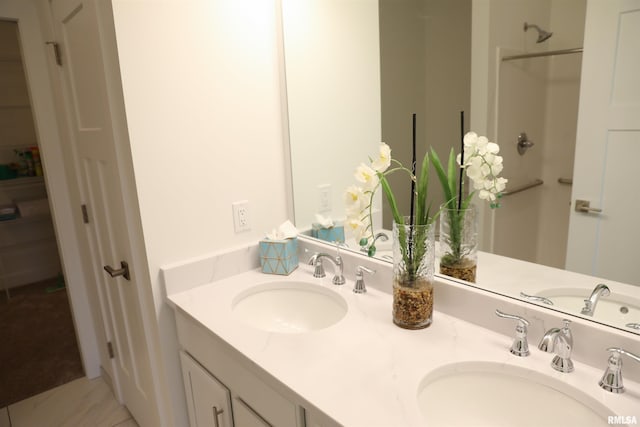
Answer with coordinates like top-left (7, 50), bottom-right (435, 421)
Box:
top-left (232, 201), bottom-right (250, 232)
top-left (318, 184), bottom-right (331, 212)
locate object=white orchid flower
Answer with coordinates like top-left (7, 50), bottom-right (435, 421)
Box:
top-left (495, 177), bottom-right (508, 192)
top-left (473, 179), bottom-right (485, 190)
top-left (355, 163), bottom-right (379, 190)
top-left (345, 216), bottom-right (369, 241)
top-left (460, 133), bottom-right (507, 205)
top-left (344, 185), bottom-right (366, 213)
top-left (463, 131), bottom-right (478, 147)
top-left (490, 162), bottom-right (503, 176)
top-left (480, 163), bottom-right (491, 178)
top-left (478, 189), bottom-right (497, 201)
top-left (371, 143), bottom-right (391, 173)
top-left (486, 142), bottom-right (500, 154)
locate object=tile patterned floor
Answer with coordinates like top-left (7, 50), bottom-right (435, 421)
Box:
top-left (0, 376), bottom-right (138, 427)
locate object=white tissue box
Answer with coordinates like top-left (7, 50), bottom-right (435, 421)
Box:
top-left (259, 237), bottom-right (298, 275)
top-left (311, 223), bottom-right (345, 243)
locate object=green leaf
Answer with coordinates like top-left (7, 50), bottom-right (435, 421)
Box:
top-left (430, 148), bottom-right (455, 209)
top-left (379, 173), bottom-right (403, 225)
top-left (416, 152), bottom-right (430, 226)
top-left (447, 147), bottom-right (457, 208)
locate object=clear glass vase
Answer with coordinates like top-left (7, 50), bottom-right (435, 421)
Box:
top-left (439, 204), bottom-right (478, 283)
top-left (392, 217), bottom-right (435, 329)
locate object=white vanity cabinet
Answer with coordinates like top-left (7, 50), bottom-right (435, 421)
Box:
top-left (180, 351), bottom-right (233, 427)
top-left (175, 310), bottom-right (307, 427)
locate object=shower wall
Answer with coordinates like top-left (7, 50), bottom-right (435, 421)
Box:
top-left (485, 0), bottom-right (586, 269)
top-left (380, 0), bottom-right (471, 230)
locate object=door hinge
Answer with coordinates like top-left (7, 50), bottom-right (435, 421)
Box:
top-left (45, 41), bottom-right (62, 66)
top-left (107, 341), bottom-right (115, 359)
top-left (81, 204), bottom-right (89, 224)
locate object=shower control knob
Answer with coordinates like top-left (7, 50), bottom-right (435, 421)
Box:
top-left (517, 132), bottom-right (535, 155)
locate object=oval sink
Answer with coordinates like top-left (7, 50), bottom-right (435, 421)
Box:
top-left (232, 281), bottom-right (347, 333)
top-left (418, 362), bottom-right (610, 426)
top-left (536, 288), bottom-right (640, 327)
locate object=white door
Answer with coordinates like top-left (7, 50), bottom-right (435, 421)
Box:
top-left (49, 0), bottom-right (159, 425)
top-left (566, 0), bottom-right (640, 285)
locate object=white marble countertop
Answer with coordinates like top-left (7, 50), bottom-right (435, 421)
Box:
top-left (168, 265), bottom-right (640, 427)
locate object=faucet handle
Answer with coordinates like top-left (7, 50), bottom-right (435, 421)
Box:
top-left (354, 265), bottom-right (375, 294)
top-left (561, 319), bottom-right (573, 347)
top-left (599, 347), bottom-right (640, 393)
top-left (308, 253), bottom-right (326, 278)
top-left (495, 309), bottom-right (530, 357)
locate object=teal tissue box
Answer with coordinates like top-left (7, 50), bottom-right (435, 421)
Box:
top-left (311, 223), bottom-right (345, 243)
top-left (259, 238), bottom-right (298, 275)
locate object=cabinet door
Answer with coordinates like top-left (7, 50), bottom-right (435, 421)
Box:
top-left (232, 397), bottom-right (272, 427)
top-left (180, 351), bottom-right (233, 427)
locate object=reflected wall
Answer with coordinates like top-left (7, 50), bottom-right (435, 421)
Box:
top-left (282, 0), bottom-right (382, 230)
top-left (379, 0), bottom-right (471, 230)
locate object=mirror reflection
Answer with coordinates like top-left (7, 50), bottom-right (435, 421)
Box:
top-left (282, 0), bottom-right (640, 334)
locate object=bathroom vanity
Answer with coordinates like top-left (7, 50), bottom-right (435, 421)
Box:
top-left (165, 238), bottom-right (640, 426)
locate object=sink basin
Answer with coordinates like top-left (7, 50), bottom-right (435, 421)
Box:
top-left (536, 288), bottom-right (640, 327)
top-left (232, 281), bottom-right (347, 333)
top-left (417, 362), bottom-right (610, 426)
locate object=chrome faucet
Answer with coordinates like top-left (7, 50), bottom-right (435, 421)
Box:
top-left (360, 232), bottom-right (389, 256)
top-left (581, 283), bottom-right (610, 316)
top-left (538, 319), bottom-right (574, 373)
top-left (353, 265), bottom-right (375, 294)
top-left (599, 347), bottom-right (640, 393)
top-left (495, 309), bottom-right (530, 357)
top-left (307, 253), bottom-right (345, 285)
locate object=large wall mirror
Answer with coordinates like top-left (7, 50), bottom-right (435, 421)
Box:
top-left (281, 0), bottom-right (640, 335)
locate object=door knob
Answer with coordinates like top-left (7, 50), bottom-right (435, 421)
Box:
top-left (104, 261), bottom-right (130, 281)
top-left (575, 199), bottom-right (602, 214)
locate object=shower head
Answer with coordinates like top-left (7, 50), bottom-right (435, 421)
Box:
top-left (524, 22), bottom-right (553, 43)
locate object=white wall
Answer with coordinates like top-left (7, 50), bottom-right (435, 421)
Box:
top-left (283, 0), bottom-right (381, 231)
top-left (380, 0), bottom-right (470, 229)
top-left (111, 1), bottom-right (289, 424)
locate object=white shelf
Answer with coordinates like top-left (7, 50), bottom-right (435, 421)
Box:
top-left (0, 176), bottom-right (44, 188)
top-left (0, 213), bottom-right (51, 227)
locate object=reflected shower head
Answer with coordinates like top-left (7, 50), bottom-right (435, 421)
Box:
top-left (524, 22), bottom-right (553, 43)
